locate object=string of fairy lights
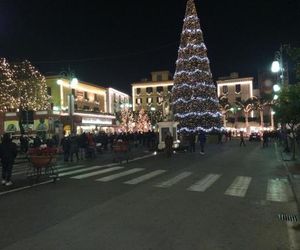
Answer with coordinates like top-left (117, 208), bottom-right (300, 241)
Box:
top-left (0, 59), bottom-right (49, 112)
top-left (172, 0), bottom-right (222, 133)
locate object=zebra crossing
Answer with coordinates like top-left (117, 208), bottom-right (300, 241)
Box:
top-left (10, 159), bottom-right (294, 203)
top-left (40, 163), bottom-right (294, 203)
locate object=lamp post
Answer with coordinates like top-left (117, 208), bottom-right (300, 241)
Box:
top-left (57, 74), bottom-right (78, 135)
top-left (270, 45), bottom-right (289, 130)
top-left (150, 107), bottom-right (156, 130)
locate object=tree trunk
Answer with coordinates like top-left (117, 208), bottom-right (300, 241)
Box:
top-left (260, 110), bottom-right (264, 128)
top-left (245, 112), bottom-right (249, 130)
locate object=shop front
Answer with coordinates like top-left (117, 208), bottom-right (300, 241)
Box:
top-left (60, 112), bottom-right (116, 135)
top-left (76, 114), bottom-right (116, 134)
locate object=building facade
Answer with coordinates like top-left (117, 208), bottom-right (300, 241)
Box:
top-left (106, 88), bottom-right (130, 114)
top-left (0, 76), bottom-right (131, 135)
top-left (216, 73), bottom-right (274, 133)
top-left (217, 74), bottom-right (254, 102)
top-left (132, 71), bottom-right (173, 117)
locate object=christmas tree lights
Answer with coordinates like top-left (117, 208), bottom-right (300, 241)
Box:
top-left (12, 60), bottom-right (49, 111)
top-left (136, 108), bottom-right (151, 133)
top-left (0, 58), bottom-right (16, 111)
top-left (0, 59), bottom-right (49, 113)
top-left (172, 0), bottom-right (222, 133)
top-left (120, 108), bottom-right (135, 133)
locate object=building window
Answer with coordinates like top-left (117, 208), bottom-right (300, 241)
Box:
top-left (83, 105), bottom-right (90, 111)
top-left (136, 98), bottom-right (142, 104)
top-left (157, 97), bottom-right (163, 103)
top-left (223, 86), bottom-right (228, 94)
top-left (168, 86), bottom-right (173, 92)
top-left (235, 84), bottom-right (241, 93)
top-left (147, 97), bottom-right (152, 104)
top-left (74, 104), bottom-right (78, 111)
top-left (47, 87), bottom-right (52, 96)
top-left (146, 87), bottom-right (153, 94)
top-left (236, 97), bottom-right (242, 102)
top-left (157, 86), bottom-right (163, 93)
top-left (136, 88), bottom-right (141, 95)
top-left (157, 74), bottom-right (162, 81)
top-left (93, 107), bottom-right (99, 112)
top-left (94, 94), bottom-right (98, 101)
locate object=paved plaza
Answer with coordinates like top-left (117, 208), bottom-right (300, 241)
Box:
top-left (0, 141), bottom-right (300, 250)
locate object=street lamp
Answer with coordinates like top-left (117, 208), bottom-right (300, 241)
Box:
top-left (150, 107), bottom-right (156, 130)
top-left (57, 74), bottom-right (78, 135)
top-left (273, 84), bottom-right (281, 92)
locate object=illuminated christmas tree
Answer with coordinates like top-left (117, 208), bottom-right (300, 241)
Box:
top-left (172, 0), bottom-right (222, 133)
top-left (12, 60), bottom-right (49, 111)
top-left (135, 108), bottom-right (151, 132)
top-left (0, 58), bottom-right (16, 111)
top-left (120, 108), bottom-right (135, 133)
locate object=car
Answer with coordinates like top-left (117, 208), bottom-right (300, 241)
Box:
top-left (249, 132), bottom-right (261, 142)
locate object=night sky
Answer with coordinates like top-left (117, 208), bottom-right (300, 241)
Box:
top-left (1, 0), bottom-right (299, 94)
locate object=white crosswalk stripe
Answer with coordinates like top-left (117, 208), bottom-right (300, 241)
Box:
top-left (187, 174), bottom-right (221, 192)
top-left (266, 178), bottom-right (293, 202)
top-left (71, 167), bottom-right (123, 179)
top-left (57, 165), bottom-right (84, 172)
top-left (59, 163), bottom-right (117, 177)
top-left (224, 176), bottom-right (252, 197)
top-left (155, 171), bottom-right (192, 188)
top-left (96, 168), bottom-right (145, 182)
top-left (124, 170), bottom-right (166, 185)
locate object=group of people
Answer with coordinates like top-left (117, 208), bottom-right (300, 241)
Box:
top-left (60, 131), bottom-right (159, 162)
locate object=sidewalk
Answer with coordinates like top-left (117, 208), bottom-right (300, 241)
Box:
top-left (280, 146), bottom-right (300, 213)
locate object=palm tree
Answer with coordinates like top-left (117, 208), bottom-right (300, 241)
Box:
top-left (237, 97), bottom-right (257, 131)
top-left (219, 95), bottom-right (231, 127)
top-left (254, 97), bottom-right (269, 128)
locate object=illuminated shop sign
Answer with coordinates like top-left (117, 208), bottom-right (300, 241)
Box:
top-left (82, 117), bottom-right (112, 125)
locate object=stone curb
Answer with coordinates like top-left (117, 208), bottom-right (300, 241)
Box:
top-left (280, 151), bottom-right (300, 215)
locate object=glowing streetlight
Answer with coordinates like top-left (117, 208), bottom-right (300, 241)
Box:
top-left (273, 84), bottom-right (281, 92)
top-left (271, 60), bottom-right (280, 73)
top-left (273, 94), bottom-right (279, 100)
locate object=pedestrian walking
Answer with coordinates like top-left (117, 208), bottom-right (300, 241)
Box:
top-left (217, 132), bottom-right (223, 144)
top-left (239, 131), bottom-right (246, 147)
top-left (199, 131), bottom-right (206, 155)
top-left (70, 134), bottom-right (79, 162)
top-left (0, 133), bottom-right (18, 186)
top-left (78, 133), bottom-right (88, 159)
top-left (60, 135), bottom-right (71, 162)
top-left (228, 130), bottom-right (232, 141)
top-left (189, 133), bottom-right (196, 152)
top-left (165, 132), bottom-right (173, 157)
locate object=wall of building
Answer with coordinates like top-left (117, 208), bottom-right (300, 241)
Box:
top-left (132, 81), bottom-right (173, 111)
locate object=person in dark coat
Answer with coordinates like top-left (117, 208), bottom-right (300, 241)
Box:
top-left (60, 135), bottom-right (71, 162)
top-left (189, 133), bottom-right (196, 152)
top-left (165, 132), bottom-right (173, 157)
top-left (70, 134), bottom-right (79, 162)
top-left (198, 131), bottom-right (206, 155)
top-left (0, 133), bottom-right (18, 186)
top-left (240, 131), bottom-right (246, 147)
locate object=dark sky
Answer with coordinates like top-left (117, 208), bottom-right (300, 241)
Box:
top-left (1, 0), bottom-right (299, 94)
